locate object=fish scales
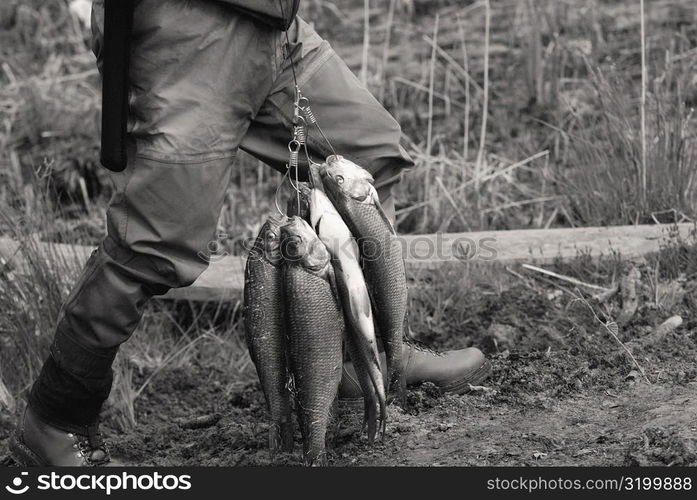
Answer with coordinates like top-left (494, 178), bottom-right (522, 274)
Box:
top-left (284, 264), bottom-right (344, 466)
top-left (244, 218), bottom-right (294, 453)
top-left (307, 176), bottom-right (386, 440)
top-left (343, 332), bottom-right (380, 440)
top-left (343, 200), bottom-right (407, 396)
top-left (321, 158), bottom-right (408, 399)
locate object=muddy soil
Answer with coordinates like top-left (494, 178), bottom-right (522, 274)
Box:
top-left (104, 366), bottom-right (697, 466)
top-left (4, 253), bottom-right (694, 467)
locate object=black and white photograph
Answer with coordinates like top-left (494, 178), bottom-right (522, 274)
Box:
top-left (1, 0), bottom-right (696, 486)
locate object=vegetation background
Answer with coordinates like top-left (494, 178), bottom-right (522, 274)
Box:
top-left (1, 0), bottom-right (697, 463)
top-left (3, 0), bottom-right (697, 242)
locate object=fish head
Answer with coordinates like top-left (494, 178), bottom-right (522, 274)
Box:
top-left (320, 155), bottom-right (375, 203)
top-left (258, 215), bottom-right (286, 266)
top-left (281, 216), bottom-right (331, 272)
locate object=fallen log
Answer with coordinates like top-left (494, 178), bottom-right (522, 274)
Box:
top-left (0, 223), bottom-right (691, 302)
top-left (0, 236), bottom-right (245, 302)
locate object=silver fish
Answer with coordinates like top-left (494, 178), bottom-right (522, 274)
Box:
top-left (320, 155), bottom-right (408, 401)
top-left (282, 216), bottom-right (344, 466)
top-left (308, 172), bottom-right (387, 441)
top-left (244, 215), bottom-right (294, 453)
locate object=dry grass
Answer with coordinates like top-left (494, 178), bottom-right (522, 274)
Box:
top-left (562, 57), bottom-right (697, 225)
top-left (2, 0), bottom-right (697, 243)
top-left (0, 180), bottom-right (254, 428)
top-left (0, 183), bottom-right (87, 406)
top-left (107, 299), bottom-right (253, 431)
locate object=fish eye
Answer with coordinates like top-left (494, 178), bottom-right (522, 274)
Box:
top-left (336, 175), bottom-right (344, 185)
top-left (267, 231), bottom-right (277, 240)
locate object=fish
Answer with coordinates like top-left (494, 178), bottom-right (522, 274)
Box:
top-left (281, 216), bottom-right (344, 466)
top-left (243, 215), bottom-right (294, 454)
top-left (320, 155), bottom-right (408, 401)
top-left (307, 169), bottom-right (387, 441)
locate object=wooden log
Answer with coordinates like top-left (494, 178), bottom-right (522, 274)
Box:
top-left (0, 223), bottom-right (691, 301)
top-left (398, 224), bottom-right (690, 269)
top-left (0, 236), bottom-right (244, 302)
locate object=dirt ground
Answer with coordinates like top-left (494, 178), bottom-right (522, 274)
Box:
top-left (4, 246), bottom-right (695, 467)
top-left (2, 0), bottom-right (697, 468)
top-left (104, 364), bottom-right (697, 467)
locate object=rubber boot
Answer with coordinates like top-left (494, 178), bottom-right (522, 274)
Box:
top-left (339, 342), bottom-right (491, 403)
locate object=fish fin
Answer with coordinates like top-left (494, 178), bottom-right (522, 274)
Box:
top-left (343, 281), bottom-right (373, 330)
top-left (331, 258), bottom-right (346, 291)
top-left (360, 280), bottom-right (386, 356)
top-left (270, 421), bottom-right (295, 454)
top-left (365, 398), bottom-right (378, 444)
top-left (370, 185), bottom-right (396, 235)
top-left (364, 280), bottom-right (380, 324)
top-left (242, 318), bottom-right (257, 368)
top-left (403, 316), bottom-right (414, 341)
top-left (355, 283), bottom-right (373, 318)
top-left (280, 420), bottom-right (295, 453)
top-left (326, 264), bottom-right (341, 305)
top-left (309, 188), bottom-right (321, 231)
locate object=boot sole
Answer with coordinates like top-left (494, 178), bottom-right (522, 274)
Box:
top-left (339, 359), bottom-right (493, 409)
top-left (8, 434), bottom-right (47, 467)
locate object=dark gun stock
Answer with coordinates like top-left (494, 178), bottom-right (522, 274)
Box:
top-left (100, 0), bottom-right (135, 172)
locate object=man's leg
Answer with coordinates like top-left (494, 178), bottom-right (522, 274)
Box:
top-left (240, 18), bottom-right (413, 219)
top-left (12, 0), bottom-right (278, 466)
top-left (240, 17), bottom-right (490, 399)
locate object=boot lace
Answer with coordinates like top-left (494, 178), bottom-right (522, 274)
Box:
top-left (404, 338), bottom-right (445, 357)
top-left (70, 425), bottom-right (111, 466)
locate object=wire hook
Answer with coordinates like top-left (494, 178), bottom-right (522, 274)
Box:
top-left (274, 169), bottom-right (290, 216)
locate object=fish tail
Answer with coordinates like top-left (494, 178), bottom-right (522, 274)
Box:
top-left (365, 352), bottom-right (387, 434)
top-left (346, 332), bottom-right (384, 442)
top-left (268, 409), bottom-right (295, 453)
top-left (364, 398), bottom-right (378, 444)
top-left (306, 450), bottom-right (328, 467)
top-left (279, 418), bottom-right (295, 453)
top-left (303, 420), bottom-right (329, 466)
